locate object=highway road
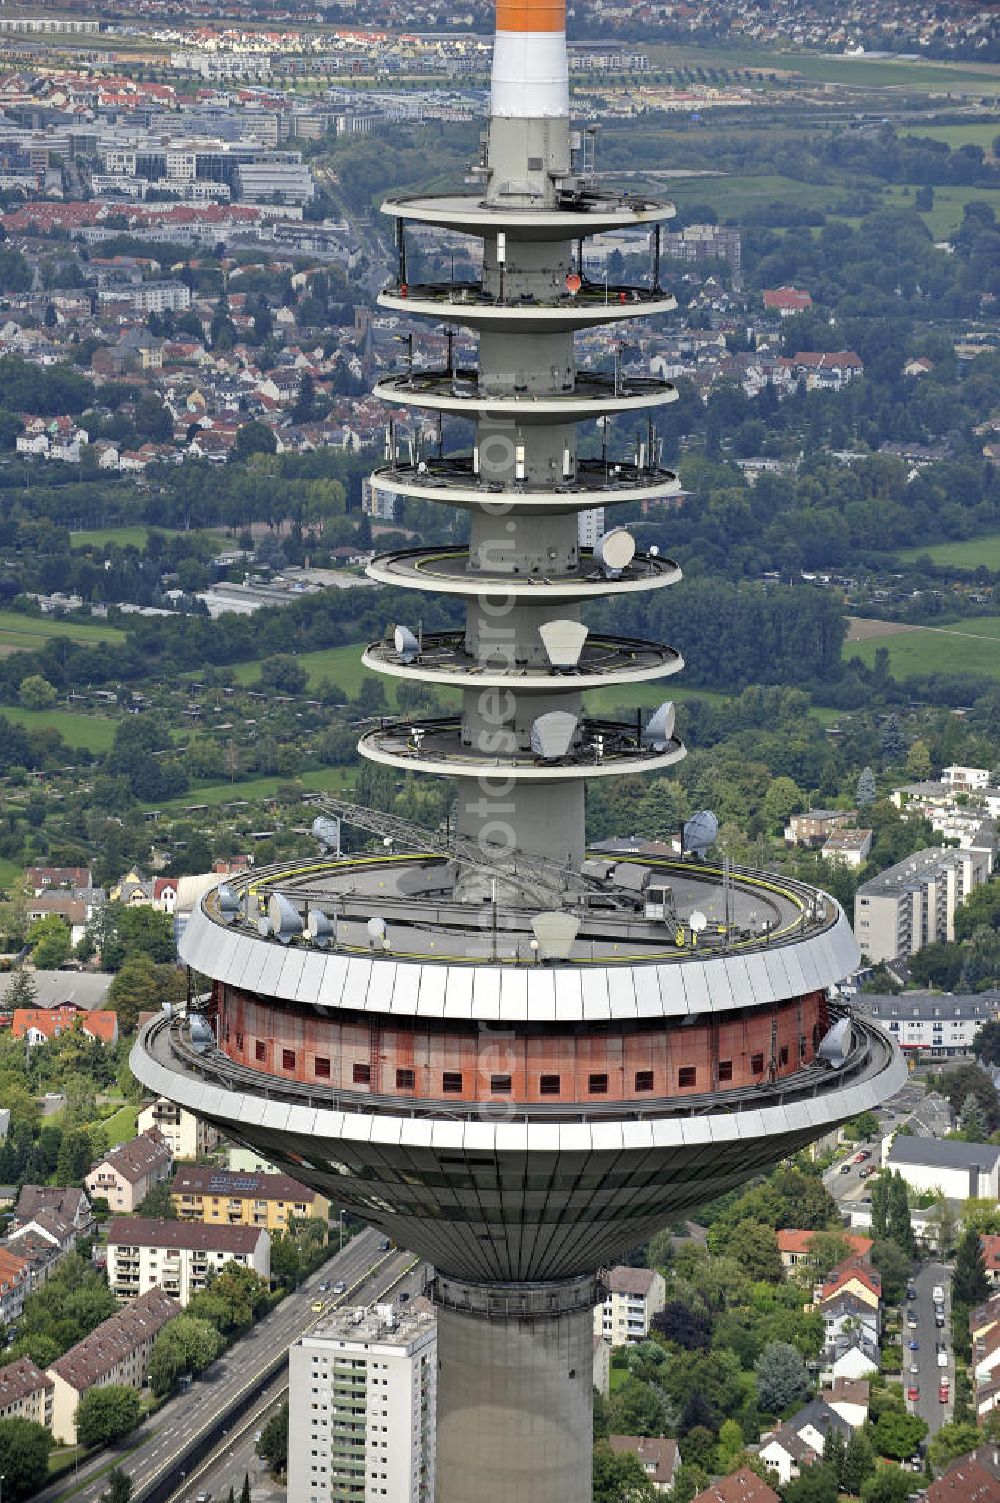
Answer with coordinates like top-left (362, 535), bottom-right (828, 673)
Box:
top-left (42, 1228), bottom-right (406, 1503)
top-left (182, 1255), bottom-right (430, 1503)
top-left (904, 1259), bottom-right (953, 1437)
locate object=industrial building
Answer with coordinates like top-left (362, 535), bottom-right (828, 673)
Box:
top-left (132, 0), bottom-right (903, 1496)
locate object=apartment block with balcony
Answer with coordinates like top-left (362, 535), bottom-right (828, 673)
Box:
top-left (594, 1267), bottom-right (666, 1345)
top-left (47, 1287), bottom-right (178, 1443)
top-left (106, 1217), bottom-right (270, 1304)
top-left (171, 1165), bottom-right (329, 1233)
top-left (288, 1303), bottom-right (436, 1503)
top-left (853, 846), bottom-right (992, 963)
top-left (137, 1097), bottom-right (219, 1161)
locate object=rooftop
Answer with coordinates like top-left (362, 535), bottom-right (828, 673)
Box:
top-left (605, 1266), bottom-right (659, 1297)
top-left (171, 1165), bottom-right (315, 1203)
top-left (303, 1303), bottom-right (436, 1351)
top-left (863, 991), bottom-right (1000, 1023)
top-left (888, 1137), bottom-right (1000, 1171)
top-left (107, 1216), bottom-right (266, 1253)
top-left (48, 1288), bottom-right (178, 1391)
top-left (0, 1356), bottom-right (51, 1406)
top-left (857, 846), bottom-right (976, 896)
top-left (90, 1129), bottom-right (171, 1184)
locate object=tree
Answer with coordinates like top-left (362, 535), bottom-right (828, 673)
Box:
top-left (27, 913), bottom-right (71, 969)
top-left (879, 716), bottom-right (905, 766)
top-left (269, 1231), bottom-right (302, 1291)
top-left (257, 654), bottom-right (308, 696)
top-left (258, 1400), bottom-right (288, 1474)
top-left (959, 1092), bottom-right (988, 1141)
top-left (148, 1316), bottom-right (222, 1397)
top-left (0, 1417), bottom-right (54, 1501)
top-left (725, 1221), bottom-right (784, 1284)
top-left (885, 1172), bottom-right (915, 1256)
top-left (75, 1386), bottom-right (142, 1449)
top-left (107, 953), bottom-right (169, 1033)
top-left (234, 420), bottom-right (277, 460)
top-left (782, 1465), bottom-right (838, 1503)
top-left (2, 970), bottom-right (37, 1010)
top-left (137, 1181), bottom-right (176, 1219)
top-left (974, 1018), bottom-right (1000, 1067)
top-left (872, 1409), bottom-right (927, 1461)
top-left (101, 1469), bottom-right (133, 1503)
top-left (870, 1240), bottom-right (911, 1305)
top-left (953, 1224), bottom-right (989, 1307)
top-left (909, 941), bottom-right (964, 991)
top-left (861, 1465), bottom-right (913, 1503)
top-left (843, 1111), bottom-right (879, 1142)
top-left (241, 1475), bottom-right (251, 1503)
top-left (940, 1063), bottom-right (1000, 1130)
top-left (761, 776), bottom-right (805, 834)
top-left (856, 767), bottom-right (877, 807)
top-left (927, 1420), bottom-right (981, 1469)
top-left (905, 740), bottom-right (932, 781)
top-left (754, 1341), bottom-right (808, 1414)
top-left (651, 1300), bottom-right (711, 1351)
top-left (18, 674), bottom-right (57, 710)
top-left (841, 1427), bottom-right (876, 1494)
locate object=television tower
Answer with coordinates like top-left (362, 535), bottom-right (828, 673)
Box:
top-left (133, 3), bottom-right (904, 1499)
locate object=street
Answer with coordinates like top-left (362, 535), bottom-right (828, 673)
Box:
top-left (41, 1227), bottom-right (402, 1503)
top-left (903, 1259), bottom-right (953, 1436)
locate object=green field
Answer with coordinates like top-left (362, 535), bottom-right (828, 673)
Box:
top-left (0, 705), bottom-right (116, 752)
top-left (664, 171), bottom-right (851, 220)
top-left (883, 182), bottom-right (1000, 237)
top-left (903, 122), bottom-right (1000, 151)
top-left (897, 533), bottom-right (1000, 570)
top-left (645, 40), bottom-right (1000, 91)
top-left (145, 765), bottom-right (354, 813)
top-left (100, 1103), bottom-right (139, 1146)
top-left (0, 609), bottom-right (124, 654)
top-left (234, 644), bottom-right (403, 701)
top-left (846, 617), bottom-right (1000, 680)
top-left (70, 526), bottom-right (155, 549)
top-left (0, 856), bottom-right (20, 893)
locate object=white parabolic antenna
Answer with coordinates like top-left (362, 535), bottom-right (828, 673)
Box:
top-left (393, 624), bottom-right (420, 662)
top-left (594, 527), bottom-right (635, 577)
top-left (689, 910), bottom-right (707, 934)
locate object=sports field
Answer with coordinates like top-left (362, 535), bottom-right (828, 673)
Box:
top-left (845, 616), bottom-right (1000, 681)
top-left (0, 706), bottom-right (116, 752)
top-left (0, 609), bottom-right (123, 654)
top-left (883, 183), bottom-right (1000, 238)
top-left (644, 40), bottom-right (1000, 92)
top-left (903, 122), bottom-right (999, 152)
top-left (896, 534), bottom-right (1000, 570)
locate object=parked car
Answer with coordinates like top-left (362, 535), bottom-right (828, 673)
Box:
top-left (939, 1384), bottom-right (950, 1403)
top-left (907, 1385), bottom-right (920, 1401)
top-left (906, 1285), bottom-right (917, 1301)
top-left (909, 1362), bottom-right (919, 1375)
top-left (907, 1313), bottom-right (918, 1328)
top-left (937, 1351), bottom-right (948, 1368)
top-left (909, 1340), bottom-right (920, 1351)
top-left (935, 1313), bottom-right (946, 1328)
top-left (839, 1163), bottom-right (852, 1175)
top-left (932, 1285), bottom-right (945, 1304)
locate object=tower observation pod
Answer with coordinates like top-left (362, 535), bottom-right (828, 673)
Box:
top-left (131, 3), bottom-right (905, 1499)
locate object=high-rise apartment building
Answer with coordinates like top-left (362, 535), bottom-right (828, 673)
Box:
top-left (288, 1304), bottom-right (436, 1503)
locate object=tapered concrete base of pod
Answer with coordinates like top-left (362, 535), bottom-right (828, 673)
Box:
top-left (434, 1272), bottom-right (598, 1503)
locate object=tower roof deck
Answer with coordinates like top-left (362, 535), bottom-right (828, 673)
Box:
top-left (362, 631), bottom-right (682, 691)
top-left (374, 368), bottom-right (676, 422)
top-left (378, 280), bottom-right (677, 332)
top-left (366, 545), bottom-right (680, 599)
top-left (369, 456), bottom-right (681, 514)
top-left (381, 191), bottom-right (677, 240)
top-left (358, 715), bottom-right (685, 781)
top-left (193, 852), bottom-right (842, 976)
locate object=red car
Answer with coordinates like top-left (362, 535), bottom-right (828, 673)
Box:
top-left (907, 1385), bottom-right (920, 1402)
top-left (939, 1379), bottom-right (950, 1403)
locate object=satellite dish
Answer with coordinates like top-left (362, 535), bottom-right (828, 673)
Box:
top-left (393, 624), bottom-right (420, 663)
top-left (641, 701), bottom-right (675, 752)
top-left (189, 1014), bottom-right (214, 1052)
top-left (531, 911), bottom-right (580, 961)
top-left (689, 910), bottom-right (707, 934)
top-left (539, 619), bottom-right (589, 670)
top-left (269, 894), bottom-right (304, 944)
top-left (367, 915), bottom-right (387, 949)
top-left (307, 910), bottom-right (335, 948)
top-left (530, 711), bottom-right (578, 760)
top-left (817, 1016), bottom-right (853, 1070)
top-left (683, 810), bottom-right (719, 856)
top-left (594, 527), bottom-right (635, 577)
top-left (216, 883), bottom-right (240, 924)
top-left (311, 815), bottom-right (341, 855)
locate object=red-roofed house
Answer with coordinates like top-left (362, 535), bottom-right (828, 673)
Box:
top-left (791, 351), bottom-right (864, 390)
top-left (928, 1457), bottom-right (1000, 1503)
top-left (777, 1229), bottom-right (873, 1274)
top-left (763, 286), bottom-right (812, 316)
top-left (691, 1468), bottom-right (780, 1503)
top-left (13, 1005), bottom-right (118, 1047)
